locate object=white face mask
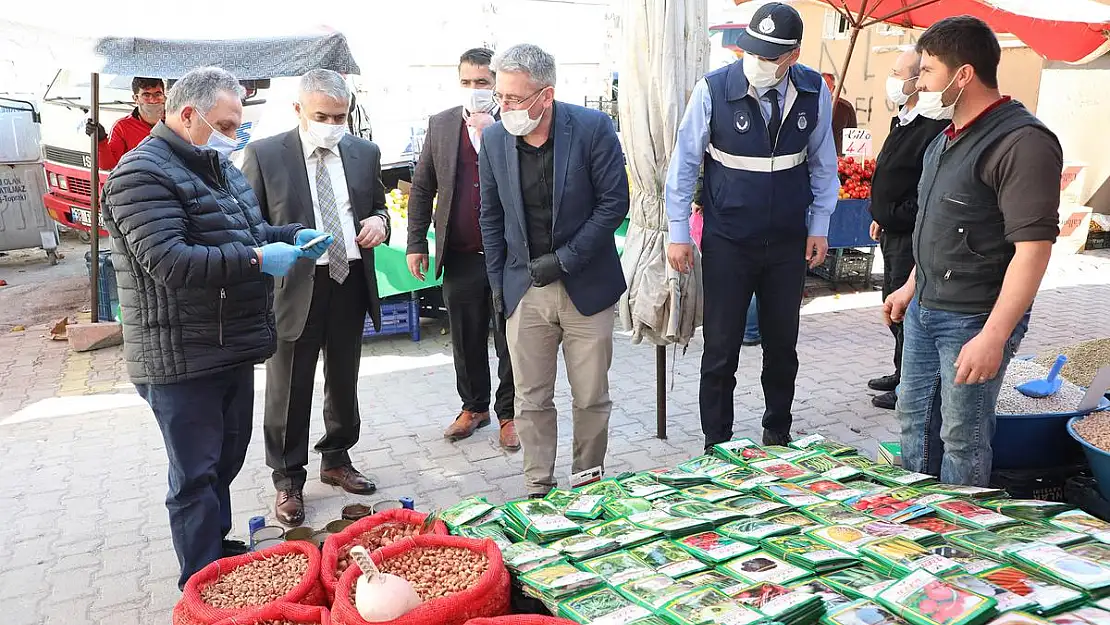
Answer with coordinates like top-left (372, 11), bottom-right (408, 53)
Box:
top-left (461, 88), bottom-right (497, 114)
top-left (743, 53), bottom-right (787, 90)
top-left (501, 89), bottom-right (547, 136)
top-left (305, 119), bottom-right (348, 150)
top-left (917, 71), bottom-right (964, 121)
top-left (885, 76), bottom-right (917, 107)
top-left (189, 110), bottom-right (238, 159)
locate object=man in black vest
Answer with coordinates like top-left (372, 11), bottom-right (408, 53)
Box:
top-left (866, 48), bottom-right (949, 411)
top-left (884, 16), bottom-right (1062, 486)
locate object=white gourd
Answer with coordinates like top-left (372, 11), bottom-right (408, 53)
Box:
top-left (350, 546), bottom-right (422, 622)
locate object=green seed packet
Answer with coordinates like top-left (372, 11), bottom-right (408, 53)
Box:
top-left (558, 586), bottom-right (653, 625)
top-left (857, 521), bottom-right (941, 547)
top-left (720, 517), bottom-right (800, 542)
top-left (545, 489), bottom-right (579, 510)
top-left (661, 500), bottom-right (747, 525)
top-left (677, 531), bottom-right (760, 564)
top-left (750, 458), bottom-right (818, 483)
top-left (795, 454), bottom-right (864, 482)
top-left (565, 495), bottom-right (608, 520)
top-left (604, 498), bottom-right (656, 518)
top-left (650, 467), bottom-right (712, 487)
top-left (519, 560), bottom-right (604, 598)
top-left (763, 445), bottom-right (810, 461)
top-left (588, 517), bottom-right (663, 549)
top-left (733, 582), bottom-right (825, 621)
top-left (719, 550), bottom-right (811, 585)
top-left (685, 484), bottom-right (747, 503)
top-left (621, 473), bottom-right (679, 500)
top-left (802, 502), bottom-right (873, 527)
top-left (920, 484), bottom-right (1006, 500)
top-left (800, 478), bottom-right (866, 502)
top-left (1048, 511), bottom-right (1110, 536)
top-left (714, 467), bottom-right (781, 492)
top-left (758, 481), bottom-right (827, 508)
top-left (441, 496), bottom-right (495, 528)
top-left (822, 567), bottom-right (898, 600)
top-left (839, 455), bottom-right (879, 471)
top-left (978, 498), bottom-right (1071, 522)
top-left (790, 578), bottom-right (854, 610)
top-left (628, 618), bottom-right (673, 625)
top-left (768, 511), bottom-right (823, 531)
top-left (808, 525), bottom-right (882, 555)
top-left (875, 570), bottom-right (997, 625)
top-left (1006, 543), bottom-right (1110, 594)
top-left (663, 587), bottom-right (762, 625)
top-left (679, 455), bottom-right (741, 479)
top-left (821, 600), bottom-right (909, 625)
top-left (861, 465), bottom-right (936, 488)
top-left (683, 570), bottom-right (751, 596)
top-left (713, 438), bottom-right (770, 465)
top-left (859, 538), bottom-right (961, 577)
top-left (1056, 607), bottom-right (1110, 625)
top-left (764, 534), bottom-right (860, 572)
top-left (791, 434), bottom-right (857, 457)
top-left (946, 531), bottom-right (1027, 558)
top-left (502, 541), bottom-right (563, 572)
top-left (578, 478), bottom-right (629, 499)
top-left (1064, 541), bottom-right (1110, 561)
top-left (942, 572), bottom-right (1038, 613)
top-left (844, 480), bottom-right (892, 496)
top-left (996, 524), bottom-right (1090, 547)
top-left (580, 551), bottom-right (658, 585)
top-left (628, 510), bottom-right (714, 537)
top-left (630, 539), bottom-right (709, 577)
top-left (548, 532), bottom-right (622, 561)
top-left (978, 567), bottom-right (1088, 616)
top-left (504, 498), bottom-right (582, 542)
top-left (521, 582), bottom-right (563, 615)
top-left (904, 517), bottom-right (969, 537)
top-left (930, 500), bottom-right (1020, 531)
top-left (456, 523), bottom-right (514, 550)
top-left (926, 543), bottom-right (1004, 575)
top-left (618, 573), bottom-right (697, 610)
top-left (722, 496), bottom-right (791, 518)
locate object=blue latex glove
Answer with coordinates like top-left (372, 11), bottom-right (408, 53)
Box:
top-left (257, 242), bottom-right (304, 277)
top-left (294, 228), bottom-right (335, 261)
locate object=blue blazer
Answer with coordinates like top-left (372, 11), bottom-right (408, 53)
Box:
top-left (479, 102), bottom-right (630, 318)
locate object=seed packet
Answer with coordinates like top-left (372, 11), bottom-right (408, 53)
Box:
top-left (860, 538), bottom-right (962, 577)
top-left (808, 525), bottom-right (882, 555)
top-left (677, 531), bottom-right (759, 564)
top-left (927, 543), bottom-right (1004, 575)
top-left (905, 517), bottom-right (968, 537)
top-left (720, 518), bottom-right (800, 542)
top-left (845, 491), bottom-right (933, 524)
top-left (996, 524), bottom-right (1090, 547)
top-left (861, 465), bottom-right (936, 488)
top-left (942, 572), bottom-right (1039, 613)
top-left (750, 458), bottom-right (818, 483)
top-left (769, 511), bottom-right (824, 531)
top-left (988, 614), bottom-right (1054, 625)
top-left (502, 541), bottom-right (563, 572)
top-left (790, 578), bottom-right (855, 610)
top-left (719, 551), bottom-right (811, 585)
top-left (580, 551), bottom-right (658, 585)
top-left (628, 510), bottom-right (714, 537)
top-left (548, 532), bottom-right (622, 561)
top-left (801, 478), bottom-right (866, 502)
top-left (844, 480), bottom-right (893, 496)
top-left (520, 560), bottom-right (604, 599)
top-left (791, 434), bottom-right (857, 457)
top-left (628, 617), bottom-right (673, 625)
top-left (840, 455), bottom-right (880, 471)
top-left (821, 600), bottom-right (909, 625)
top-left (1064, 541), bottom-right (1110, 561)
top-left (503, 498), bottom-right (582, 542)
top-left (978, 499), bottom-right (1071, 523)
top-left (713, 438), bottom-right (771, 464)
top-left (1048, 511), bottom-right (1110, 536)
top-left (822, 567), bottom-right (899, 600)
top-left (802, 502), bottom-right (873, 526)
top-left (733, 582), bottom-right (824, 621)
top-left (578, 478), bottom-right (629, 499)
top-left (764, 534), bottom-right (860, 573)
top-left (946, 531), bottom-right (1026, 559)
top-left (664, 587), bottom-right (767, 625)
top-left (558, 586), bottom-right (653, 625)
top-left (662, 500), bottom-right (747, 525)
top-left (442, 496), bottom-right (495, 529)
top-left (588, 517), bottom-right (662, 549)
top-left (685, 484), bottom-right (747, 504)
top-left (604, 498), bottom-right (656, 518)
top-left (930, 500), bottom-right (1020, 531)
top-left (1006, 543), bottom-right (1110, 594)
top-left (722, 496), bottom-right (791, 518)
top-left (979, 567), bottom-right (1088, 616)
top-left (1053, 608), bottom-right (1110, 625)
top-left (630, 539), bottom-right (709, 577)
top-left (650, 467), bottom-right (712, 487)
top-left (680, 455), bottom-right (743, 479)
top-left (618, 574), bottom-right (697, 610)
top-left (763, 445), bottom-right (811, 461)
top-left (456, 523), bottom-right (514, 550)
top-left (521, 582), bottom-right (563, 615)
top-left (919, 484), bottom-right (1006, 500)
top-left (795, 454), bottom-right (864, 482)
top-left (857, 521), bottom-right (942, 547)
top-left (683, 570), bottom-right (751, 596)
top-left (715, 467), bottom-right (781, 493)
top-left (758, 482), bottom-right (827, 508)
top-left (621, 473), bottom-right (679, 500)
top-left (875, 570), bottom-right (997, 625)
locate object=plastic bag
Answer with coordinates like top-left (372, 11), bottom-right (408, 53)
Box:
top-left (210, 603), bottom-right (331, 625)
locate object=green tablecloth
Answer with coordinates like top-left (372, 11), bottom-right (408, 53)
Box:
top-left (375, 218), bottom-right (631, 299)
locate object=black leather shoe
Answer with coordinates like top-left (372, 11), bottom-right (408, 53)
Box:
top-left (222, 539), bottom-right (250, 557)
top-left (868, 374), bottom-right (899, 392)
top-left (872, 391), bottom-right (897, 410)
top-left (762, 429), bottom-right (792, 446)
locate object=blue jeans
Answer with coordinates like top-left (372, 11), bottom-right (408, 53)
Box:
top-left (745, 297), bottom-right (760, 343)
top-left (896, 300), bottom-right (1028, 486)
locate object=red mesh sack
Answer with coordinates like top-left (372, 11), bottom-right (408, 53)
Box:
top-left (330, 535), bottom-right (510, 625)
top-left (465, 618), bottom-right (577, 625)
top-left (173, 541), bottom-right (327, 625)
top-left (321, 509), bottom-right (448, 602)
top-left (211, 603), bottom-right (331, 625)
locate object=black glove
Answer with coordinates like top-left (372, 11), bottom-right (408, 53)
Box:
top-left (491, 289), bottom-right (506, 336)
top-left (84, 119), bottom-right (107, 142)
top-left (528, 253), bottom-right (564, 287)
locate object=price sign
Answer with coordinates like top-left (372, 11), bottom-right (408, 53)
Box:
top-left (842, 128), bottom-right (872, 158)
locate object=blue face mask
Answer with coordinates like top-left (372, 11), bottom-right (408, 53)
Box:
top-left (190, 110), bottom-right (239, 158)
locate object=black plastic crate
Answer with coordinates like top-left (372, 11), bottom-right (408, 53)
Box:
top-left (1066, 476), bottom-right (1110, 522)
top-left (990, 463), bottom-right (1089, 502)
top-left (810, 247), bottom-right (875, 285)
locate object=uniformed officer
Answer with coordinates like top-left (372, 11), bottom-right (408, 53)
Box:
top-left (665, 2), bottom-right (840, 449)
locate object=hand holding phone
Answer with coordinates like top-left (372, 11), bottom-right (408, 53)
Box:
top-left (299, 234), bottom-right (332, 251)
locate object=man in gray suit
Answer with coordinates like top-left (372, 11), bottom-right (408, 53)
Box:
top-left (241, 69), bottom-right (389, 526)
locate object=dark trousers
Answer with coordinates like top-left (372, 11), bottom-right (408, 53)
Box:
top-left (700, 232), bottom-right (807, 447)
top-left (442, 250), bottom-right (514, 420)
top-left (135, 364), bottom-right (255, 589)
top-left (264, 262), bottom-right (370, 491)
top-left (880, 230), bottom-right (914, 380)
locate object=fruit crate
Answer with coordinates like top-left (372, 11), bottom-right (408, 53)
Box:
top-left (809, 247), bottom-right (875, 287)
top-left (1085, 231), bottom-right (1109, 250)
top-left (363, 292), bottom-right (420, 341)
top-left (990, 463), bottom-right (1089, 503)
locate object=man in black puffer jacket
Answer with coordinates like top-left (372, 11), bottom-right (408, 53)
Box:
top-left (102, 66), bottom-right (333, 589)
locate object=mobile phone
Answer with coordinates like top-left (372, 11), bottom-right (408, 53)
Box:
top-left (299, 234), bottom-right (331, 251)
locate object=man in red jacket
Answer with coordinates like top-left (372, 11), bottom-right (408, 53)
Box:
top-left (85, 77), bottom-right (166, 169)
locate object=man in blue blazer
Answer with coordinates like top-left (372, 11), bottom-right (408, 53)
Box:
top-left (479, 43), bottom-right (630, 497)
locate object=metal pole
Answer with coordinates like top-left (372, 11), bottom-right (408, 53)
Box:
top-left (656, 345), bottom-right (667, 439)
top-left (89, 72), bottom-right (101, 323)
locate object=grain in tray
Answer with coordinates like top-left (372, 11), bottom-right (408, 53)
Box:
top-left (995, 360), bottom-right (1086, 415)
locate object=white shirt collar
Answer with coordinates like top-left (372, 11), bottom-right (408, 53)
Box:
top-left (299, 128), bottom-right (338, 160)
top-left (898, 103), bottom-right (922, 126)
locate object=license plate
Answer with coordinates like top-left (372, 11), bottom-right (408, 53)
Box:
top-left (70, 207), bottom-right (91, 226)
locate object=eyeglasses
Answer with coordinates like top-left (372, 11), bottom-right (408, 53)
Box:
top-left (138, 92), bottom-right (166, 103)
top-left (492, 86), bottom-right (546, 108)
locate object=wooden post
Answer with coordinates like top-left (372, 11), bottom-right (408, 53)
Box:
top-left (656, 345), bottom-right (667, 439)
top-left (89, 72), bottom-right (101, 323)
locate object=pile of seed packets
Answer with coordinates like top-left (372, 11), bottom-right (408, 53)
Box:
top-left (433, 435), bottom-right (1110, 625)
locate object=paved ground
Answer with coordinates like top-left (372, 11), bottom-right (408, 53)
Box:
top-left (0, 246), bottom-right (1108, 625)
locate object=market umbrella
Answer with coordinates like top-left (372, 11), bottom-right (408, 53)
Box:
top-left (618, 0), bottom-right (710, 438)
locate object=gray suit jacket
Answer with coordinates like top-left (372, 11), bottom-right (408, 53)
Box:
top-left (241, 129), bottom-right (390, 341)
top-left (407, 106), bottom-right (467, 279)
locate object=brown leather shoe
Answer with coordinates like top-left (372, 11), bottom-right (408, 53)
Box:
top-left (499, 420), bottom-right (521, 451)
top-left (443, 410), bottom-right (492, 441)
top-left (275, 489), bottom-right (305, 527)
top-left (320, 465), bottom-right (377, 495)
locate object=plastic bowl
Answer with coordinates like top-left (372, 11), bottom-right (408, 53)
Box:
top-left (992, 396), bottom-right (1110, 470)
top-left (1067, 415), bottom-right (1110, 502)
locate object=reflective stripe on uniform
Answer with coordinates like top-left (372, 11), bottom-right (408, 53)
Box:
top-left (706, 144), bottom-right (808, 173)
